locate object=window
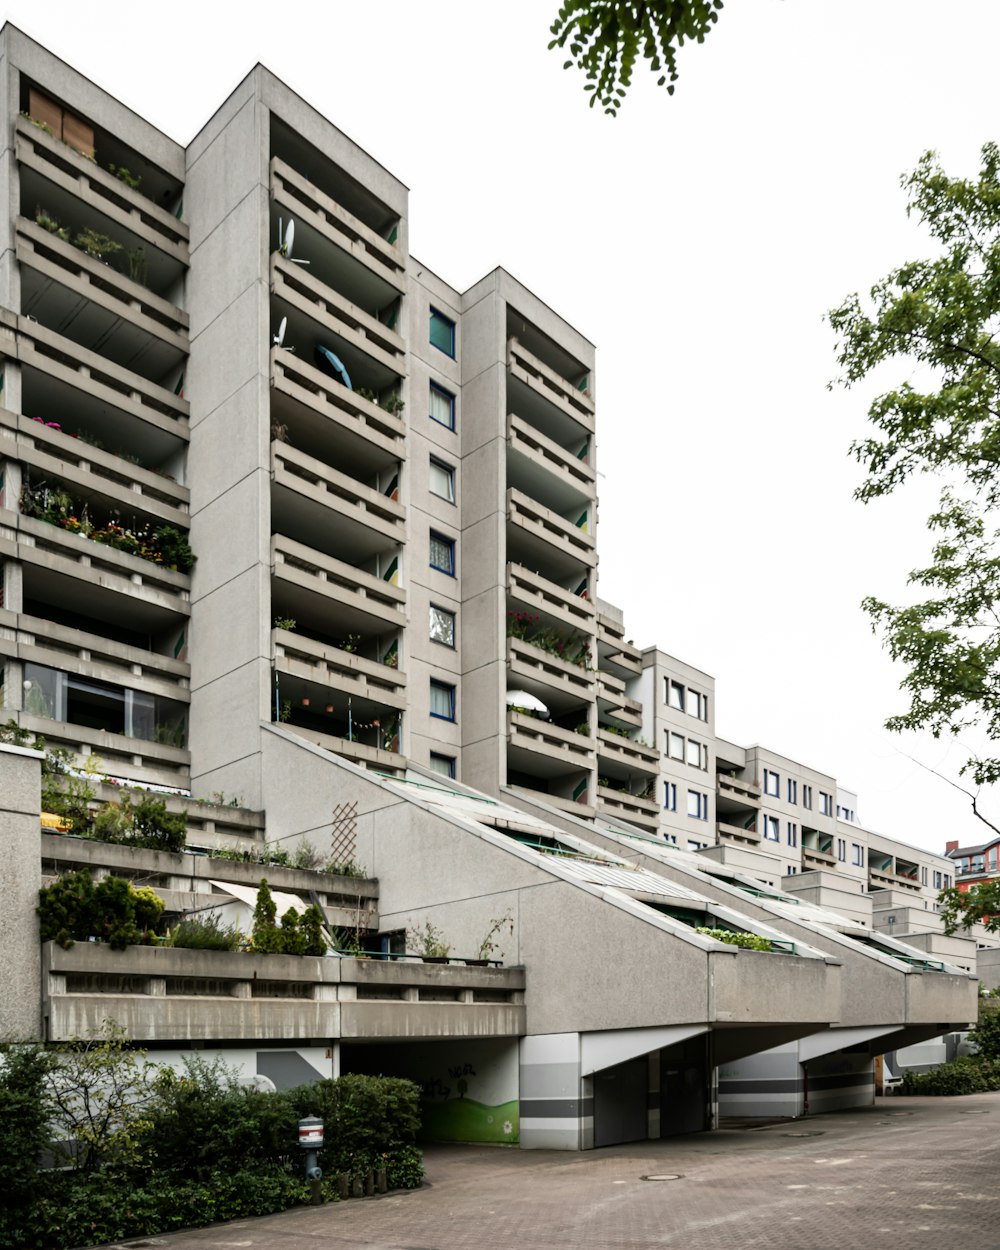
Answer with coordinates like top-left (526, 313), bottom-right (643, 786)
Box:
top-left (787, 779), bottom-right (797, 804)
top-left (429, 605), bottom-right (456, 647)
top-left (429, 307), bottom-right (455, 357)
top-left (802, 784), bottom-right (813, 810)
top-left (786, 865), bottom-right (798, 875)
top-left (667, 680), bottom-right (685, 711)
top-left (920, 865), bottom-right (928, 885)
top-left (664, 781), bottom-right (677, 811)
top-left (763, 815), bottom-right (779, 841)
top-left (687, 839), bottom-right (706, 852)
top-left (820, 791), bottom-right (833, 816)
top-left (687, 789), bottom-right (708, 821)
top-left (668, 731), bottom-right (685, 761)
top-left (688, 689), bottom-right (708, 721)
top-left (429, 457), bottom-right (456, 503)
top-left (763, 769), bottom-right (779, 798)
top-left (686, 737), bottom-right (704, 768)
top-left (429, 382), bottom-right (455, 430)
top-left (429, 679), bottom-right (455, 721)
top-left (429, 752), bottom-right (456, 778)
top-left (787, 822), bottom-right (798, 847)
top-left (836, 837), bottom-right (846, 862)
top-left (852, 844), bottom-right (864, 867)
top-left (944, 873), bottom-right (952, 888)
top-left (429, 530), bottom-right (455, 575)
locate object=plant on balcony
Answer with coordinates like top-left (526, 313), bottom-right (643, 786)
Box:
top-left (37, 868), bottom-right (164, 950)
top-left (476, 910), bottom-right (514, 962)
top-left (574, 722), bottom-right (591, 735)
top-left (694, 926), bottom-right (772, 953)
top-left (91, 794), bottom-right (187, 853)
top-left (250, 879), bottom-right (325, 956)
top-left (408, 919), bottom-right (451, 961)
top-left (35, 206), bottom-right (69, 241)
top-left (273, 616), bottom-right (297, 631)
top-left (340, 633), bottom-right (361, 654)
top-left (601, 723), bottom-right (634, 739)
top-left (505, 611), bottom-right (591, 669)
top-left (74, 227), bottom-right (123, 262)
top-left (21, 110), bottom-right (54, 136)
top-left (126, 246), bottom-right (147, 285)
top-left (165, 912), bottom-right (242, 951)
top-left (107, 163), bottom-right (141, 191)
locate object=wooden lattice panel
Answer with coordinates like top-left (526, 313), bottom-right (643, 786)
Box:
top-left (329, 801), bottom-right (358, 866)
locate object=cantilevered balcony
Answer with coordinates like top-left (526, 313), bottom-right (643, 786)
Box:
top-left (16, 115), bottom-right (189, 271)
top-left (271, 534), bottom-right (405, 634)
top-left (2, 509), bottom-right (190, 632)
top-left (282, 721), bottom-right (406, 775)
top-left (717, 773), bottom-right (761, 807)
top-left (273, 627), bottom-right (406, 709)
top-left (507, 708), bottom-right (595, 772)
top-left (596, 613), bottom-right (642, 677)
top-left (507, 562), bottom-right (595, 633)
top-left (506, 636), bottom-right (596, 711)
top-left (16, 218), bottom-right (187, 383)
top-left (596, 669), bottom-right (643, 730)
top-left (18, 707), bottom-right (188, 789)
top-left (506, 412), bottom-right (595, 518)
top-left (270, 155), bottom-right (406, 305)
top-left (271, 441), bottom-right (404, 558)
top-left (596, 728), bottom-right (660, 777)
top-left (506, 337), bottom-right (594, 439)
top-left (270, 347), bottom-right (405, 472)
top-left (596, 786), bottom-right (660, 833)
top-left (717, 819), bottom-right (762, 848)
top-left (16, 318), bottom-right (189, 454)
top-left (0, 607), bottom-right (188, 702)
top-left (0, 409), bottom-right (189, 529)
top-left (271, 254), bottom-right (406, 391)
top-left (506, 487), bottom-right (596, 581)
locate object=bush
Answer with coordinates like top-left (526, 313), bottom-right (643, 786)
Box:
top-left (695, 927), bottom-right (772, 952)
top-left (971, 1005), bottom-right (1000, 1060)
top-left (166, 912), bottom-right (242, 951)
top-left (900, 1055), bottom-right (1000, 1095)
top-left (38, 870), bottom-right (164, 949)
top-left (0, 1045), bottom-right (55, 1226)
top-left (251, 880), bottom-right (326, 955)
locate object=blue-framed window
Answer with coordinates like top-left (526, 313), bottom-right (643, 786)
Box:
top-left (763, 769), bottom-right (779, 797)
top-left (429, 307), bottom-right (455, 357)
top-left (429, 530), bottom-right (455, 575)
top-left (763, 815), bottom-right (779, 841)
top-left (787, 821), bottom-right (797, 847)
top-left (429, 752), bottom-right (456, 779)
top-left (787, 778), bottom-right (797, 804)
top-left (430, 382), bottom-right (455, 430)
top-left (664, 781), bottom-right (677, 811)
top-left (687, 789), bottom-right (708, 821)
top-left (852, 843), bottom-right (864, 867)
top-left (430, 679), bottom-right (456, 721)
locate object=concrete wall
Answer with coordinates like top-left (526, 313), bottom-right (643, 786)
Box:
top-left (0, 743), bottom-right (43, 1037)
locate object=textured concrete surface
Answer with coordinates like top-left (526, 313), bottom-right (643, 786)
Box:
top-left (111, 1092), bottom-right (1000, 1250)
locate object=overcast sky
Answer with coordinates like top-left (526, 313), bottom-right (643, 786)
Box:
top-left (13, 0), bottom-right (1000, 853)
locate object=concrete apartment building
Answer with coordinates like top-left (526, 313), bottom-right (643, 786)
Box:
top-left (0, 27), bottom-right (984, 1150)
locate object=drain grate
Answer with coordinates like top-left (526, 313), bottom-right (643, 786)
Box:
top-left (641, 1174), bottom-right (683, 1182)
top-left (782, 1131), bottom-right (825, 1137)
top-left (960, 1109), bottom-right (990, 1114)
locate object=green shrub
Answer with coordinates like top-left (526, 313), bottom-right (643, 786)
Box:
top-left (250, 880), bottom-right (325, 955)
top-left (128, 794), bottom-right (186, 852)
top-left (971, 1005), bottom-right (1000, 1059)
top-left (0, 1044), bottom-right (56, 1226)
top-left (900, 1055), bottom-right (1000, 1095)
top-left (165, 912), bottom-right (241, 951)
top-left (695, 926), bottom-right (772, 952)
top-left (37, 870), bottom-right (164, 949)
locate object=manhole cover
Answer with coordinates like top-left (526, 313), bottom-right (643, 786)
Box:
top-left (886, 1112), bottom-right (913, 1117)
top-left (960, 1109), bottom-right (989, 1114)
top-left (641, 1174), bottom-right (683, 1182)
top-left (782, 1131), bottom-right (825, 1137)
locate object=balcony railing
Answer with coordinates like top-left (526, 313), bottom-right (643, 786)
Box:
top-left (0, 409), bottom-right (189, 527)
top-left (717, 819), bottom-right (761, 846)
top-left (274, 628), bottom-right (406, 708)
top-left (596, 787), bottom-right (660, 829)
top-left (271, 442), bottom-right (405, 543)
top-left (506, 412), bottom-right (596, 496)
top-left (507, 562), bottom-right (595, 632)
top-left (16, 116), bottom-right (189, 263)
top-left (507, 337), bottom-right (595, 429)
top-left (17, 711), bottom-right (188, 787)
top-left (270, 156), bottom-right (405, 291)
top-left (271, 534), bottom-right (405, 629)
top-left (507, 487), bottom-right (596, 566)
top-left (283, 721), bottom-right (405, 772)
top-left (717, 774), bottom-right (762, 805)
top-left (16, 218), bottom-right (189, 350)
top-left (506, 636), bottom-right (596, 701)
top-left (507, 708), bottom-right (595, 768)
top-left (596, 729), bottom-right (659, 774)
top-left (16, 318), bottom-right (189, 439)
top-left (868, 866), bottom-right (922, 892)
top-left (43, 941), bottom-right (525, 1043)
top-left (271, 347), bottom-right (405, 458)
top-left (0, 608), bottom-right (189, 699)
top-left (271, 255), bottom-right (406, 378)
top-left (596, 615), bottom-right (642, 675)
top-left (802, 846), bottom-right (837, 869)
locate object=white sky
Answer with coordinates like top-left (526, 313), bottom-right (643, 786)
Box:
top-left (11, 0), bottom-right (1000, 853)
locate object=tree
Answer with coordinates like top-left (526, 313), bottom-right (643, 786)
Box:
top-left (939, 880), bottom-right (1000, 935)
top-left (828, 142), bottom-right (1000, 833)
top-left (549, 1), bottom-right (724, 115)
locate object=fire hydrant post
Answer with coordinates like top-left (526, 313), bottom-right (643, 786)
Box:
top-left (298, 1115), bottom-right (324, 1205)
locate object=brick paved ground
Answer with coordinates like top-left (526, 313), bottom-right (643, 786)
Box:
top-left (112, 1093), bottom-right (1000, 1250)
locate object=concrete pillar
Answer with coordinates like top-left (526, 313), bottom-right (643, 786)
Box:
top-left (0, 742), bottom-right (43, 1038)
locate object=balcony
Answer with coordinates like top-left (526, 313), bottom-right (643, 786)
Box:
top-left (18, 710), bottom-right (188, 788)
top-left (596, 786), bottom-right (660, 832)
top-left (507, 337), bottom-right (594, 435)
top-left (270, 155), bottom-right (406, 301)
top-left (506, 636), bottom-right (596, 711)
top-left (507, 562), bottom-right (595, 633)
top-left (803, 846), bottom-right (837, 870)
top-left (15, 116), bottom-right (189, 268)
top-left (717, 773), bottom-right (761, 806)
top-left (597, 614), bottom-right (642, 676)
top-left (506, 487), bottom-right (596, 578)
top-left (505, 412), bottom-right (595, 516)
top-left (596, 728), bottom-right (659, 776)
top-left (0, 408), bottom-right (189, 529)
top-left (868, 865), bottom-right (922, 893)
top-left (271, 441), bottom-right (404, 557)
top-left (2, 508), bottom-right (190, 631)
top-left (15, 317), bottom-right (189, 452)
top-left (271, 254), bottom-right (406, 389)
top-left (716, 819), bottom-right (761, 847)
top-left (42, 942), bottom-right (525, 1043)
top-left (596, 669), bottom-right (643, 730)
top-left (274, 627), bottom-right (406, 709)
top-left (282, 721), bottom-right (405, 774)
top-left (270, 346), bottom-right (405, 470)
top-left (271, 534), bottom-right (405, 633)
top-left (507, 708), bottom-right (595, 772)
top-left (0, 607), bottom-right (188, 700)
top-left (16, 218), bottom-right (188, 382)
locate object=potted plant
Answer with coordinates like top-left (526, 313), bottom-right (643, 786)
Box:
top-left (410, 919), bottom-right (450, 963)
top-left (466, 911), bottom-right (514, 966)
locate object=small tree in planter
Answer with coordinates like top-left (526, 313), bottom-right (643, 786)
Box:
top-left (408, 920), bottom-right (451, 962)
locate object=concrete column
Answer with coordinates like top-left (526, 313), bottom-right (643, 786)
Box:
top-left (519, 1032), bottom-right (587, 1150)
top-left (0, 742), bottom-right (44, 1038)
